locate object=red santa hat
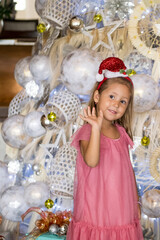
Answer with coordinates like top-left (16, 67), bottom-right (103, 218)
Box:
top-left (96, 57), bottom-right (134, 90)
top-left (96, 57), bottom-right (128, 82)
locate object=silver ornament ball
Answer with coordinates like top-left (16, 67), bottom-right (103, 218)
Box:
top-left (49, 224), bottom-right (59, 234)
top-left (59, 223), bottom-right (68, 235)
top-left (32, 163), bottom-right (41, 172)
top-left (41, 115), bottom-right (54, 130)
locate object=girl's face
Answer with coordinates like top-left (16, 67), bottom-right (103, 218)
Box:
top-left (94, 82), bottom-right (131, 123)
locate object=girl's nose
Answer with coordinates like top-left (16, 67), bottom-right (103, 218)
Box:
top-left (113, 100), bottom-right (119, 108)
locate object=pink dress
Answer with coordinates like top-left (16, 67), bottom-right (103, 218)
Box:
top-left (67, 124), bottom-right (143, 240)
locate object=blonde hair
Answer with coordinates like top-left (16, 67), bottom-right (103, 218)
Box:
top-left (88, 77), bottom-right (134, 140)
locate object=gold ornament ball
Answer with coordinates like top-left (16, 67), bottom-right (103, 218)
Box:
top-left (93, 14), bottom-right (103, 23)
top-left (141, 136), bottom-right (150, 146)
top-left (45, 199), bottom-right (54, 209)
top-left (69, 16), bottom-right (83, 31)
top-left (37, 23), bottom-right (46, 33)
top-left (47, 112), bottom-right (56, 122)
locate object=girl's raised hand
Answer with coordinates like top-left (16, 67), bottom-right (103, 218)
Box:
top-left (79, 106), bottom-right (103, 131)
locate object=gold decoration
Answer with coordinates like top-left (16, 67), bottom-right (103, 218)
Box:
top-left (45, 199), bottom-right (54, 209)
top-left (47, 112), bottom-right (56, 122)
top-left (141, 136), bottom-right (150, 146)
top-left (93, 14), bottom-right (103, 23)
top-left (128, 69), bottom-right (136, 76)
top-left (37, 23), bottom-right (46, 33)
top-left (69, 16), bottom-right (83, 31)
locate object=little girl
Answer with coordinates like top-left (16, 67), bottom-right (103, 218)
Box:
top-left (67, 57), bottom-right (143, 240)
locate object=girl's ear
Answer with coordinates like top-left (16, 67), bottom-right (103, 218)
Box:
top-left (94, 90), bottom-right (100, 103)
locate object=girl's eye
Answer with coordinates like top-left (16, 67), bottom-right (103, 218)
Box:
top-left (109, 95), bottom-right (114, 99)
top-left (121, 100), bottom-right (126, 104)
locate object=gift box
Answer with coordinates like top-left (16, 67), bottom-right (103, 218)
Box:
top-left (37, 233), bottom-right (66, 239)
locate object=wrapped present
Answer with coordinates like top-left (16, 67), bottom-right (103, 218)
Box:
top-left (37, 233), bottom-right (66, 239)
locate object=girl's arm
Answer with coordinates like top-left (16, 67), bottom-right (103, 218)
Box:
top-left (79, 107), bottom-right (103, 168)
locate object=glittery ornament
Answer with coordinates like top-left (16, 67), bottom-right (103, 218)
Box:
top-left (8, 160), bottom-right (20, 174)
top-left (69, 16), bottom-right (83, 31)
top-left (59, 223), bottom-right (68, 235)
top-left (45, 199), bottom-right (54, 209)
top-left (35, 219), bottom-right (47, 230)
top-left (37, 23), bottom-right (46, 33)
top-left (49, 224), bottom-right (59, 234)
top-left (25, 80), bottom-right (39, 98)
top-left (93, 14), bottom-right (103, 23)
top-left (47, 112), bottom-right (56, 122)
top-left (141, 136), bottom-right (150, 147)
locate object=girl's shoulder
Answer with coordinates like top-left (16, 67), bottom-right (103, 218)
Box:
top-left (71, 124), bottom-right (91, 150)
top-left (116, 124), bottom-right (134, 148)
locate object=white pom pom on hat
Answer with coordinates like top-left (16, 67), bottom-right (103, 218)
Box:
top-left (96, 72), bottom-right (104, 82)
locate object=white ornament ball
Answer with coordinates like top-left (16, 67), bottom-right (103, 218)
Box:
top-left (0, 186), bottom-right (29, 221)
top-left (61, 48), bottom-right (101, 95)
top-left (141, 189), bottom-right (160, 218)
top-left (14, 57), bottom-right (34, 88)
top-left (0, 162), bottom-right (15, 195)
top-left (1, 115), bottom-right (31, 149)
top-left (132, 74), bottom-right (159, 112)
top-left (23, 111), bottom-right (46, 138)
top-left (29, 55), bottom-right (51, 82)
top-left (24, 182), bottom-right (49, 207)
